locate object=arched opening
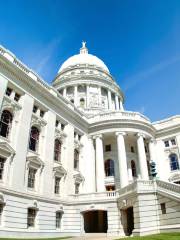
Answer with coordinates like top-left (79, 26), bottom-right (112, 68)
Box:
top-left (83, 210), bottom-right (107, 233)
top-left (105, 159), bottom-right (114, 177)
top-left (54, 139), bottom-right (61, 162)
top-left (0, 110), bottom-right (13, 138)
top-left (169, 153), bottom-right (179, 171)
top-left (80, 98), bottom-right (85, 108)
top-left (121, 207), bottom-right (134, 236)
top-left (131, 160), bottom-right (137, 177)
top-left (29, 126), bottom-right (40, 152)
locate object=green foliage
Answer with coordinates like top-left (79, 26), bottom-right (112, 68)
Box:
top-left (116, 232), bottom-right (180, 240)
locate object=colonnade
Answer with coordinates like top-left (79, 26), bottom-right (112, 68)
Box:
top-left (62, 85), bottom-right (124, 110)
top-left (93, 132), bottom-right (155, 192)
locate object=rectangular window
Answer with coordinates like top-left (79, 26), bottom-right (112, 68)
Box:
top-left (14, 93), bottom-right (21, 102)
top-left (75, 183), bottom-right (80, 194)
top-left (54, 177), bottom-right (61, 194)
top-left (6, 87), bottom-right (12, 96)
top-left (28, 168), bottom-right (37, 189)
top-left (33, 105), bottom-right (38, 113)
top-left (56, 212), bottom-right (62, 229)
top-left (171, 139), bottom-right (176, 146)
top-left (40, 110), bottom-right (45, 118)
top-left (56, 120), bottom-right (60, 128)
top-left (61, 124), bottom-right (65, 131)
top-left (0, 158), bottom-right (5, 180)
top-left (0, 204), bottom-right (3, 225)
top-left (160, 203), bottom-right (166, 214)
top-left (27, 208), bottom-right (36, 228)
top-left (105, 144), bottom-right (111, 152)
top-left (164, 140), bottom-right (169, 147)
top-left (131, 146), bottom-right (135, 153)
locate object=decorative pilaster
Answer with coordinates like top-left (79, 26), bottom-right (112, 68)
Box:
top-left (0, 74), bottom-right (8, 110)
top-left (98, 86), bottom-right (101, 107)
top-left (93, 134), bottom-right (105, 192)
top-left (63, 87), bottom-right (67, 98)
top-left (86, 85), bottom-right (90, 108)
top-left (108, 90), bottom-right (112, 110)
top-left (115, 95), bottom-right (119, 110)
top-left (116, 132), bottom-right (129, 188)
top-left (137, 133), bottom-right (149, 180)
top-left (74, 85), bottom-right (78, 106)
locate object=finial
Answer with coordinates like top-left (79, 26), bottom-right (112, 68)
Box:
top-left (80, 41), bottom-right (88, 54)
top-left (82, 41), bottom-right (86, 48)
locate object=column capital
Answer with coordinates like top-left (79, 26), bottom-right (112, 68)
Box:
top-left (115, 132), bottom-right (126, 137)
top-left (136, 132), bottom-right (146, 138)
top-left (93, 134), bottom-right (103, 140)
top-left (148, 138), bottom-right (156, 144)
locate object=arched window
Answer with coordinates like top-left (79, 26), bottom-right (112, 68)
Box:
top-left (29, 126), bottom-right (39, 152)
top-left (80, 98), bottom-right (85, 108)
top-left (74, 149), bottom-right (79, 170)
top-left (105, 159), bottom-right (115, 177)
top-left (131, 160), bottom-right (137, 177)
top-left (54, 139), bottom-right (61, 162)
top-left (0, 110), bottom-right (13, 138)
top-left (169, 153), bottom-right (180, 171)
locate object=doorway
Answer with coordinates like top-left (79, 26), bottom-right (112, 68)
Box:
top-left (121, 207), bottom-right (134, 236)
top-left (83, 210), bottom-right (108, 233)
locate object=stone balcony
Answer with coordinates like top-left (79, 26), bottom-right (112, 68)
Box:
top-left (69, 190), bottom-right (118, 203)
top-left (87, 110), bottom-right (151, 124)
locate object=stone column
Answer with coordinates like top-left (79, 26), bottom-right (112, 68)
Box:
top-left (86, 85), bottom-right (90, 108)
top-left (63, 87), bottom-right (67, 98)
top-left (108, 90), bottom-right (112, 110)
top-left (0, 74), bottom-right (8, 110)
top-left (149, 139), bottom-right (156, 162)
top-left (115, 95), bottom-right (119, 110)
top-left (74, 85), bottom-right (78, 106)
top-left (94, 134), bottom-right (105, 192)
top-left (120, 100), bottom-right (124, 111)
top-left (137, 133), bottom-right (149, 180)
top-left (116, 132), bottom-right (129, 188)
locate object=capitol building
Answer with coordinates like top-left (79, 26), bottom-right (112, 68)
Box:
top-left (0, 42), bottom-right (179, 238)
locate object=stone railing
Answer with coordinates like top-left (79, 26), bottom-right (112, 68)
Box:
top-left (70, 190), bottom-right (118, 201)
top-left (118, 180), bottom-right (180, 201)
top-left (156, 180), bottom-right (180, 197)
top-left (0, 45), bottom-right (51, 91)
top-left (88, 110), bottom-right (151, 124)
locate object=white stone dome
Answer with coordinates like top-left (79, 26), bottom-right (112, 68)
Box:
top-left (58, 42), bottom-right (110, 73)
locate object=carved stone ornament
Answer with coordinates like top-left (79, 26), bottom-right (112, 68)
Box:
top-left (73, 172), bottom-right (85, 183)
top-left (0, 139), bottom-right (16, 161)
top-left (169, 172), bottom-right (180, 182)
top-left (118, 198), bottom-right (136, 209)
top-left (55, 128), bottom-right (67, 143)
top-left (53, 164), bottom-right (67, 178)
top-left (27, 199), bottom-right (39, 210)
top-left (26, 153), bottom-right (44, 171)
top-left (31, 113), bottom-right (47, 129)
top-left (2, 95), bottom-right (22, 113)
top-left (74, 139), bottom-right (83, 150)
top-left (0, 192), bottom-right (6, 205)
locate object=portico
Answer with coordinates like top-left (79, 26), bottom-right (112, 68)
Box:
top-left (92, 131), bottom-right (152, 192)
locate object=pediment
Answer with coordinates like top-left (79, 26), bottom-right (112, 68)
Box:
top-left (169, 172), bottom-right (180, 182)
top-left (0, 139), bottom-right (15, 158)
top-left (27, 152), bottom-right (44, 169)
top-left (53, 164), bottom-right (67, 177)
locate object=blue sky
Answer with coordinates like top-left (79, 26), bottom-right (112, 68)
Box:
top-left (0, 0), bottom-right (180, 121)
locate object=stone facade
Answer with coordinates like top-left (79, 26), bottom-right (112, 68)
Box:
top-left (0, 43), bottom-right (179, 237)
